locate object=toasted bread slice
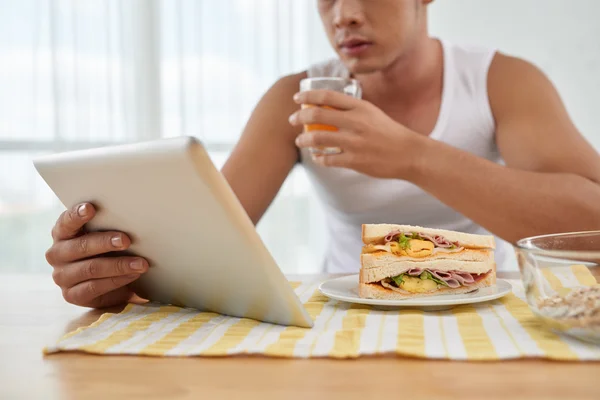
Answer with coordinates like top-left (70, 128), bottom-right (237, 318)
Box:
top-left (360, 254), bottom-right (495, 284)
top-left (361, 224), bottom-right (495, 249)
top-left (358, 272), bottom-right (496, 300)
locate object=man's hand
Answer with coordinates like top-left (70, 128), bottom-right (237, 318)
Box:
top-left (289, 89), bottom-right (423, 179)
top-left (45, 203), bottom-right (149, 308)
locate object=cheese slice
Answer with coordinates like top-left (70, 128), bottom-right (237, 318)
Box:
top-left (362, 240), bottom-right (464, 258)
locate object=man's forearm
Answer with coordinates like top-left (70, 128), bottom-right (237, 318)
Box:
top-left (407, 137), bottom-right (600, 243)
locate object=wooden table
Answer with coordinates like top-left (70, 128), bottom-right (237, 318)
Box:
top-left (2, 272), bottom-right (599, 400)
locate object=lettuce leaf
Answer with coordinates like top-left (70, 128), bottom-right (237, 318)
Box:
top-left (432, 277), bottom-right (449, 286)
top-left (419, 271), bottom-right (433, 280)
top-left (391, 274), bottom-right (405, 287)
top-left (397, 232), bottom-right (429, 249)
top-left (420, 270), bottom-right (449, 287)
top-left (397, 234), bottom-right (411, 249)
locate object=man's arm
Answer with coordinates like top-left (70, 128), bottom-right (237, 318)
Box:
top-left (411, 53), bottom-right (600, 243)
top-left (491, 55), bottom-right (600, 181)
top-left (221, 72), bottom-right (306, 225)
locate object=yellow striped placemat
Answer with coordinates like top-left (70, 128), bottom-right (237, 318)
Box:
top-left (44, 268), bottom-right (600, 360)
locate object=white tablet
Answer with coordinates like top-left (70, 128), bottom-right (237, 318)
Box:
top-left (33, 136), bottom-right (313, 328)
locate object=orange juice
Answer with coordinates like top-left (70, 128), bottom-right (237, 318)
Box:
top-left (301, 104), bottom-right (338, 132)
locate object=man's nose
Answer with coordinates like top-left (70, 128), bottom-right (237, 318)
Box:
top-left (333, 0), bottom-right (365, 29)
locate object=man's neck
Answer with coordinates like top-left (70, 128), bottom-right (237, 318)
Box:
top-left (356, 36), bottom-right (442, 107)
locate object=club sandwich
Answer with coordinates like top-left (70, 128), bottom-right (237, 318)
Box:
top-left (359, 224), bottom-right (496, 299)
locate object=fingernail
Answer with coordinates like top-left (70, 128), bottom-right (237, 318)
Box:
top-left (312, 154), bottom-right (323, 164)
top-left (130, 259), bottom-right (145, 271)
top-left (111, 235), bottom-right (123, 248)
top-left (288, 113), bottom-right (297, 124)
top-left (293, 93), bottom-right (301, 102)
top-left (77, 204), bottom-right (87, 217)
top-left (125, 274), bottom-right (140, 279)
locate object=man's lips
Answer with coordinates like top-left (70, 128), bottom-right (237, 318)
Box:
top-left (339, 38), bottom-right (373, 56)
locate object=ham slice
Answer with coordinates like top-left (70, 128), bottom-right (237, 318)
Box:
top-left (384, 269), bottom-right (490, 289)
top-left (417, 233), bottom-right (454, 248)
top-left (384, 230), bottom-right (401, 243)
top-left (451, 271), bottom-right (476, 285)
top-left (444, 279), bottom-right (461, 288)
top-left (430, 270), bottom-right (452, 280)
top-left (427, 270), bottom-right (461, 288)
top-left (383, 231), bottom-right (459, 249)
top-left (407, 268), bottom-right (424, 276)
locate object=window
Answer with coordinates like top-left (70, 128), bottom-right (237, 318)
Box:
top-left (0, 0), bottom-right (335, 274)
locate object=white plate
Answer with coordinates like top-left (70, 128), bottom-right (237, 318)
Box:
top-left (318, 275), bottom-right (513, 311)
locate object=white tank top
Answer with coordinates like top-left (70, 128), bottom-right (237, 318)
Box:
top-left (302, 39), bottom-right (515, 273)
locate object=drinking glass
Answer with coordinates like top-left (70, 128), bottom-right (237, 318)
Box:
top-left (299, 77), bottom-right (362, 155)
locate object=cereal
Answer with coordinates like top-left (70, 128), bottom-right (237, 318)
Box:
top-left (537, 286), bottom-right (600, 327)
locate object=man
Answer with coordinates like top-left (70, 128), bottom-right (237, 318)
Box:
top-left (45, 0), bottom-right (600, 308)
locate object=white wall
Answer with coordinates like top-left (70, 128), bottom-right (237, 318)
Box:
top-left (429, 0), bottom-right (600, 149)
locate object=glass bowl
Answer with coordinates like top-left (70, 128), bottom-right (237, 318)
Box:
top-left (515, 231), bottom-right (600, 344)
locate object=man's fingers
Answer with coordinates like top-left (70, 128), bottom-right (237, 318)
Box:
top-left (90, 286), bottom-right (138, 309)
top-left (293, 89), bottom-right (360, 110)
top-left (52, 256), bottom-right (149, 288)
top-left (62, 274), bottom-right (141, 306)
top-left (295, 130), bottom-right (354, 150)
top-left (46, 231), bottom-right (131, 265)
top-left (51, 203), bottom-right (96, 241)
top-left (289, 105), bottom-right (355, 129)
top-left (311, 151), bottom-right (357, 169)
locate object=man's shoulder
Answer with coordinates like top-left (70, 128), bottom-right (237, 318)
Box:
top-left (251, 71), bottom-right (308, 123)
top-left (488, 52), bottom-right (551, 98)
top-left (271, 56), bottom-right (346, 83)
top-left (266, 56), bottom-right (347, 98)
top-left (489, 52), bottom-right (545, 80)
top-left (488, 52), bottom-right (560, 122)
top-left (276, 71), bottom-right (308, 86)
top-left (268, 71), bottom-right (308, 97)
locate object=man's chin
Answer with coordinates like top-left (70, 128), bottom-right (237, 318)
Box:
top-left (342, 57), bottom-right (384, 75)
